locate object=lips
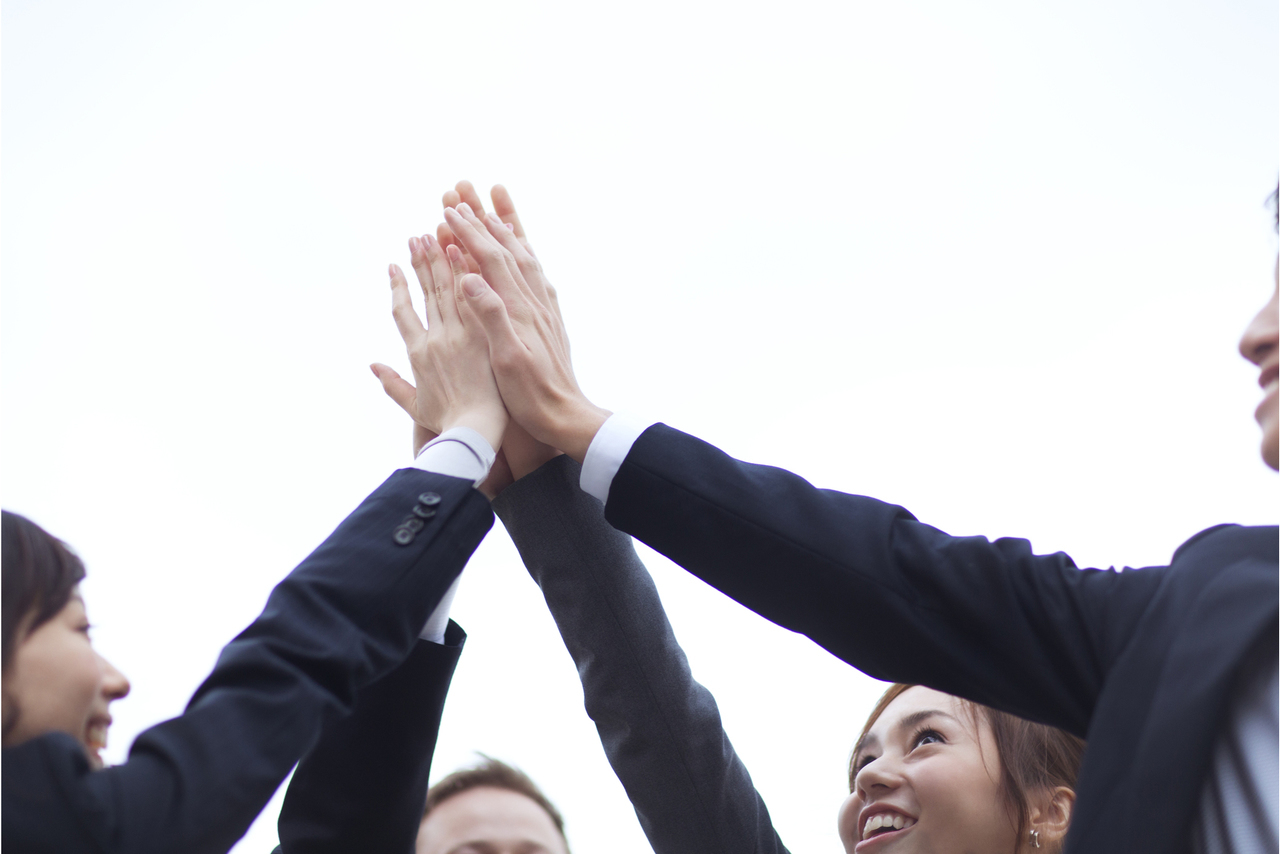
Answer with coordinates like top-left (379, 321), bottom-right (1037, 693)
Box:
top-left (1259, 364), bottom-right (1278, 394)
top-left (1254, 366), bottom-right (1274, 396)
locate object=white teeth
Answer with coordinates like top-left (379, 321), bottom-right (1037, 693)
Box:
top-left (863, 813), bottom-right (915, 840)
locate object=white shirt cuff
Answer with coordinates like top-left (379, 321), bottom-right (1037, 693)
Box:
top-left (580, 413), bottom-right (651, 504)
top-left (412, 427), bottom-right (496, 487)
top-left (419, 574), bottom-right (462, 643)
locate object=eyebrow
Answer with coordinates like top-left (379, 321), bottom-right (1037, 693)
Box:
top-left (853, 709), bottom-right (962, 757)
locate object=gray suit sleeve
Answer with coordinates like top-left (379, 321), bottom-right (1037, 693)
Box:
top-left (492, 455), bottom-right (788, 854)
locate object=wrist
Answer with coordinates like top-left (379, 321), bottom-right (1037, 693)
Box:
top-left (440, 406), bottom-right (508, 454)
top-left (553, 401), bottom-right (612, 463)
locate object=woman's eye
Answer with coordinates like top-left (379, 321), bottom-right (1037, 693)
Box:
top-left (911, 728), bottom-right (944, 748)
top-left (855, 754), bottom-right (877, 771)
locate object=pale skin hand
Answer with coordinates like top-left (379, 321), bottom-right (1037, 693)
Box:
top-left (370, 233), bottom-right (508, 464)
top-left (445, 201), bottom-right (611, 462)
top-left (434, 182), bottom-right (564, 479)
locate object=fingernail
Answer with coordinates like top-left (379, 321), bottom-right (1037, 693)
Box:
top-left (423, 234), bottom-right (434, 248)
top-left (506, 222), bottom-right (515, 231)
top-left (370, 364), bottom-right (381, 378)
top-left (463, 275), bottom-right (486, 297)
top-left (388, 263), bottom-right (397, 279)
top-left (485, 212), bottom-right (501, 225)
top-left (458, 202), bottom-right (473, 217)
top-left (446, 244), bottom-right (463, 262)
top-left (408, 236), bottom-right (420, 254)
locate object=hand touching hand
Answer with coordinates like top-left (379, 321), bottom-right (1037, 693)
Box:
top-left (436, 181), bottom-right (531, 277)
top-left (444, 202), bottom-right (611, 462)
top-left (436, 182), bottom-right (561, 479)
top-left (371, 234), bottom-right (509, 456)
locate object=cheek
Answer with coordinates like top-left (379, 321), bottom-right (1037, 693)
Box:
top-left (911, 757), bottom-right (1016, 851)
top-left (11, 634), bottom-right (101, 735)
top-left (837, 792), bottom-right (863, 850)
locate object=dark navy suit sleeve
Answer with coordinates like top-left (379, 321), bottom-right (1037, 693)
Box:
top-left (277, 620), bottom-right (466, 854)
top-left (3, 469), bottom-right (492, 854)
top-left (604, 425), bottom-right (1169, 737)
top-left (493, 455), bottom-right (789, 854)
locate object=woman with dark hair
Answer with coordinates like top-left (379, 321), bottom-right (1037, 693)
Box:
top-left (1, 512), bottom-right (130, 767)
top-left (1, 241), bottom-right (510, 853)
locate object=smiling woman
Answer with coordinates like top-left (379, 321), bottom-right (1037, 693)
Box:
top-left (1, 512), bottom-right (131, 768)
top-left (842, 684), bottom-right (1084, 854)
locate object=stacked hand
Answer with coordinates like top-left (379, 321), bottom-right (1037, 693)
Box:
top-left (375, 182), bottom-right (604, 499)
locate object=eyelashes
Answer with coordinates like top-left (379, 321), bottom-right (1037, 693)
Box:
top-left (911, 727), bottom-right (945, 748)
top-left (854, 728), bottom-right (947, 772)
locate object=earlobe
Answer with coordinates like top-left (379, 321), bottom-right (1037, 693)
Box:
top-left (1027, 786), bottom-right (1076, 849)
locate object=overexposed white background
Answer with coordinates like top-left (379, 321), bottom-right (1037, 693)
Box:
top-left (2, 1), bottom-right (1276, 851)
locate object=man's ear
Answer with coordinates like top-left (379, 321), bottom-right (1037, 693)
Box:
top-left (1027, 786), bottom-right (1075, 849)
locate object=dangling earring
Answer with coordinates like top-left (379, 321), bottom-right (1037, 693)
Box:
top-left (1029, 828), bottom-right (1042, 849)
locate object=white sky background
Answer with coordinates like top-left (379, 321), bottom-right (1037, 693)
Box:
top-left (2, 1), bottom-right (1276, 851)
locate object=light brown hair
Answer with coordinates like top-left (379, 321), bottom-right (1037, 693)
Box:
top-left (423, 755), bottom-right (568, 849)
top-left (850, 684), bottom-right (1085, 846)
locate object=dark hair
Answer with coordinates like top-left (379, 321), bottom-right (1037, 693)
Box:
top-left (2, 511), bottom-right (86, 675)
top-left (423, 755), bottom-right (568, 849)
top-left (850, 684), bottom-right (1085, 849)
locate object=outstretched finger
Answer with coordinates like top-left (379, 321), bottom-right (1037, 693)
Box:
top-left (389, 263), bottom-right (426, 344)
top-left (453, 181), bottom-right (488, 218)
top-left (444, 205), bottom-right (527, 303)
top-left (489, 184), bottom-right (527, 241)
top-left (370, 362), bottom-right (417, 417)
top-left (408, 236), bottom-right (441, 328)
top-left (442, 243), bottom-right (471, 325)
top-left (478, 210), bottom-right (556, 311)
top-left (436, 222), bottom-right (481, 276)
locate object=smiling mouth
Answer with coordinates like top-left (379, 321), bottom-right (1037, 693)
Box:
top-left (84, 720), bottom-right (110, 758)
top-left (862, 813), bottom-right (916, 842)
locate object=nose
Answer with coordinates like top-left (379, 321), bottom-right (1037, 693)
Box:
top-left (98, 654), bottom-right (131, 702)
top-left (853, 753), bottom-right (903, 799)
top-left (1238, 278), bottom-right (1279, 367)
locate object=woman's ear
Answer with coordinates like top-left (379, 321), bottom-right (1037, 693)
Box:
top-left (1027, 786), bottom-right (1075, 850)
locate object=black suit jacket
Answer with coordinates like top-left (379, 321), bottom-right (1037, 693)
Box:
top-left (3, 469), bottom-right (492, 854)
top-left (603, 424), bottom-right (1278, 854)
top-left (275, 620), bottom-right (466, 854)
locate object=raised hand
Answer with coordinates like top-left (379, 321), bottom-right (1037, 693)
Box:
top-left (444, 202), bottom-right (611, 462)
top-left (436, 181), bottom-right (530, 277)
top-left (371, 233), bottom-right (509, 461)
top-left (434, 182), bottom-right (561, 480)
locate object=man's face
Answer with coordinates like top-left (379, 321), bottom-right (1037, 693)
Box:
top-left (1239, 271), bottom-right (1279, 470)
top-left (416, 786), bottom-right (569, 854)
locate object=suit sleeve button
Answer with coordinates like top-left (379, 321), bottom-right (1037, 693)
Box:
top-left (412, 505), bottom-right (437, 519)
top-left (393, 528), bottom-right (416, 546)
top-left (417, 492), bottom-right (442, 506)
top-left (403, 517), bottom-right (426, 532)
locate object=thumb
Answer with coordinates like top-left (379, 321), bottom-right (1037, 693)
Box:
top-left (370, 362), bottom-right (417, 416)
top-left (460, 274), bottom-right (520, 348)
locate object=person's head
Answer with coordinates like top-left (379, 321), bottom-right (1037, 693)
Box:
top-left (1238, 187), bottom-right (1279, 471)
top-left (838, 684), bottom-right (1082, 854)
top-left (417, 756), bottom-right (569, 854)
top-left (1, 511), bottom-right (130, 768)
